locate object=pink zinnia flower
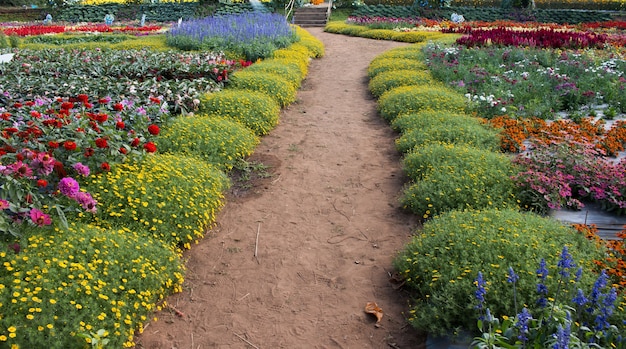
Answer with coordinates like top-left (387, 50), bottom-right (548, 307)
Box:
top-left (58, 177), bottom-right (80, 198)
top-left (72, 162), bottom-right (90, 177)
top-left (75, 192), bottom-right (97, 213)
top-left (0, 199), bottom-right (9, 210)
top-left (29, 208), bottom-right (51, 226)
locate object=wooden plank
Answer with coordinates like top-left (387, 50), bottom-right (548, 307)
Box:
top-left (550, 202), bottom-right (626, 240)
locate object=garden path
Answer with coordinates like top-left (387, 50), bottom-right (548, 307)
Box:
top-left (134, 28), bottom-right (427, 349)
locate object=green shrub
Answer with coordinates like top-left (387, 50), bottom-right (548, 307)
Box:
top-left (83, 154), bottom-right (229, 250)
top-left (359, 29), bottom-right (396, 40)
top-left (228, 70), bottom-right (296, 108)
top-left (294, 26), bottom-right (325, 58)
top-left (400, 143), bottom-right (518, 219)
top-left (245, 59), bottom-right (304, 89)
top-left (199, 89), bottom-right (281, 135)
top-left (392, 111), bottom-right (501, 153)
top-left (390, 31), bottom-right (429, 43)
top-left (157, 115), bottom-right (259, 171)
top-left (0, 223), bottom-right (184, 349)
top-left (393, 208), bottom-right (606, 336)
top-left (369, 69), bottom-right (435, 98)
top-left (324, 21), bottom-right (352, 34)
top-left (367, 58), bottom-right (427, 79)
top-left (372, 45), bottom-right (425, 61)
top-left (377, 85), bottom-right (467, 122)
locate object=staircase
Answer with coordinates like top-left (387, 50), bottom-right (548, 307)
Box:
top-left (292, 5), bottom-right (330, 27)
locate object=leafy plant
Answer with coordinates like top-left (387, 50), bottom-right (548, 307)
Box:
top-left (392, 110), bottom-right (501, 153)
top-left (0, 223), bottom-right (184, 348)
top-left (228, 70), bottom-right (297, 108)
top-left (157, 114), bottom-right (259, 171)
top-left (367, 57), bottom-right (427, 79)
top-left (81, 154), bottom-right (230, 250)
top-left (400, 142), bottom-right (518, 218)
top-left (369, 69), bottom-right (435, 97)
top-left (199, 89), bottom-right (281, 135)
top-left (393, 208), bottom-right (606, 337)
top-left (377, 84), bottom-right (467, 122)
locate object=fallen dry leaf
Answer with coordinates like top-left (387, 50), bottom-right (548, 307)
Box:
top-left (364, 302), bottom-right (383, 324)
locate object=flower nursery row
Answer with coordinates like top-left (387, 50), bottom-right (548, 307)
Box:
top-left (0, 13), bottom-right (324, 348)
top-left (365, 39), bottom-right (626, 347)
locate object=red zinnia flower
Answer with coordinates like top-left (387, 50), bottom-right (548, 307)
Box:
top-left (13, 102), bottom-right (22, 108)
top-left (113, 103), bottom-right (124, 111)
top-left (63, 141), bottom-right (77, 151)
top-left (77, 94), bottom-right (89, 104)
top-left (143, 142), bottom-right (157, 153)
top-left (131, 138), bottom-right (140, 147)
top-left (116, 121), bottom-right (125, 129)
top-left (100, 162), bottom-right (110, 171)
top-left (54, 161), bottom-right (66, 178)
top-left (1, 112), bottom-right (10, 120)
top-left (147, 124), bottom-right (160, 135)
top-left (84, 148), bottom-right (94, 157)
top-left (119, 147), bottom-right (127, 154)
top-left (48, 141), bottom-right (59, 149)
top-left (61, 102), bottom-right (74, 110)
top-left (95, 138), bottom-right (108, 149)
top-left (30, 111), bottom-right (41, 118)
top-left (95, 113), bottom-right (108, 123)
top-left (37, 179), bottom-right (48, 187)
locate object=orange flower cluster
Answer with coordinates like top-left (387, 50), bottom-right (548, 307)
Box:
top-left (489, 116), bottom-right (626, 156)
top-left (574, 224), bottom-right (626, 292)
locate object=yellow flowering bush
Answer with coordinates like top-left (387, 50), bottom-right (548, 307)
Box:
top-left (199, 89), bottom-right (281, 135)
top-left (228, 70), bottom-right (297, 108)
top-left (377, 85), bottom-right (468, 122)
top-left (393, 208), bottom-right (605, 336)
top-left (400, 142), bottom-right (518, 218)
top-left (157, 114), bottom-right (259, 171)
top-left (324, 21), bottom-right (352, 34)
top-left (368, 69), bottom-right (436, 97)
top-left (359, 29), bottom-right (397, 40)
top-left (390, 31), bottom-right (429, 43)
top-left (0, 223), bottom-right (184, 348)
top-left (83, 154), bottom-right (229, 250)
top-left (244, 59), bottom-right (304, 89)
top-left (293, 26), bottom-right (325, 58)
top-left (367, 57), bottom-right (428, 79)
top-left (392, 110), bottom-right (501, 153)
top-left (271, 50), bottom-right (310, 78)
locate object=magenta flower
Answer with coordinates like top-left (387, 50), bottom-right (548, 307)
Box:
top-left (9, 161), bottom-right (33, 178)
top-left (0, 199), bottom-right (9, 210)
top-left (29, 208), bottom-right (51, 226)
top-left (58, 177), bottom-right (80, 198)
top-left (74, 192), bottom-right (97, 213)
top-left (72, 162), bottom-right (90, 177)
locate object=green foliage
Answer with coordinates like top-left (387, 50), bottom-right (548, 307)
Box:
top-left (359, 28), bottom-right (396, 40)
top-left (199, 89), bottom-right (281, 135)
top-left (393, 208), bottom-right (606, 336)
top-left (377, 85), bottom-right (467, 122)
top-left (228, 70), bottom-right (296, 108)
top-left (390, 31), bottom-right (429, 43)
top-left (24, 34), bottom-right (132, 46)
top-left (0, 223), bottom-right (184, 348)
top-left (367, 57), bottom-right (427, 79)
top-left (368, 69), bottom-right (435, 98)
top-left (325, 22), bottom-right (371, 36)
top-left (20, 35), bottom-right (169, 51)
top-left (53, 3), bottom-right (199, 23)
top-left (294, 26), bottom-right (325, 58)
top-left (157, 115), bottom-right (259, 171)
top-left (400, 142), bottom-right (518, 218)
top-left (392, 110), bottom-right (501, 153)
top-left (372, 45), bottom-right (425, 61)
top-left (352, 4), bottom-right (416, 17)
top-left (82, 154), bottom-right (229, 251)
top-left (245, 59), bottom-right (304, 89)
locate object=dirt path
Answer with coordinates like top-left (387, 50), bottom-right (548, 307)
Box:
top-left (135, 28), bottom-right (425, 349)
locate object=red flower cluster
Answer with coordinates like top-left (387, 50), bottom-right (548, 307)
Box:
top-left (1, 24), bottom-right (162, 37)
top-left (451, 27), bottom-right (608, 49)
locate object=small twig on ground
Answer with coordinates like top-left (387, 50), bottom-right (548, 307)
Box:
top-left (331, 199), bottom-right (351, 221)
top-left (168, 304), bottom-right (185, 318)
top-left (234, 333), bottom-right (260, 349)
top-left (254, 222), bottom-right (261, 264)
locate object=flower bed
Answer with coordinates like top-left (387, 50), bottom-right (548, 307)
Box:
top-left (0, 15), bottom-right (324, 348)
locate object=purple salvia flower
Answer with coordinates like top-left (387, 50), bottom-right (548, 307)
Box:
top-left (552, 323), bottom-right (571, 349)
top-left (536, 258), bottom-right (549, 308)
top-left (557, 245), bottom-right (575, 278)
top-left (572, 288), bottom-right (589, 307)
top-left (515, 307), bottom-right (532, 342)
top-left (475, 272), bottom-right (487, 311)
top-left (507, 266), bottom-right (519, 283)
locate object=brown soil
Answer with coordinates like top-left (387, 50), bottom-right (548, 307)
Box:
top-left (134, 28), bottom-right (427, 349)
